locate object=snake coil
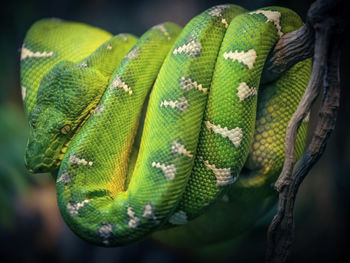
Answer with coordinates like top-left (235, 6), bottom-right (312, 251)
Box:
top-left (21, 4), bottom-right (311, 247)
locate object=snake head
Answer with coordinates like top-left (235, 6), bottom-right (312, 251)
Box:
top-left (25, 106), bottom-right (69, 173)
top-left (25, 60), bottom-right (107, 174)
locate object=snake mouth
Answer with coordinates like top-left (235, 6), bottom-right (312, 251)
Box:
top-left (25, 145), bottom-right (67, 174)
top-left (25, 134), bottom-right (70, 174)
top-left (24, 154), bottom-right (54, 173)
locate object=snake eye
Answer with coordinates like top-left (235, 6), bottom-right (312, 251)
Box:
top-left (60, 124), bottom-right (71, 135)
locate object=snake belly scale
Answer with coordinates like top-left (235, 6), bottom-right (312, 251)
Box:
top-left (21, 4), bottom-right (311, 246)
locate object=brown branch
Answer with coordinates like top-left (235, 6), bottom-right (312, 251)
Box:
top-left (262, 23), bottom-right (314, 84)
top-left (264, 0), bottom-right (347, 262)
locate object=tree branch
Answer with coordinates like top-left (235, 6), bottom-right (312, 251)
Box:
top-left (262, 23), bottom-right (314, 84)
top-left (263, 0), bottom-right (347, 262)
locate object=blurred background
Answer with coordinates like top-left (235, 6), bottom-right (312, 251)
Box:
top-left (0, 0), bottom-right (349, 262)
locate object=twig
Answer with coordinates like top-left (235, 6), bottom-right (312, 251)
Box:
top-left (263, 0), bottom-right (347, 262)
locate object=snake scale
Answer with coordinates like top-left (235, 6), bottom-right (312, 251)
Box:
top-left (21, 4), bottom-right (311, 247)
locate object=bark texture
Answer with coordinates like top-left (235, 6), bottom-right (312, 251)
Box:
top-left (265, 0), bottom-right (347, 262)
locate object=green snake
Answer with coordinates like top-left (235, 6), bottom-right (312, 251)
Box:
top-left (21, 4), bottom-right (311, 247)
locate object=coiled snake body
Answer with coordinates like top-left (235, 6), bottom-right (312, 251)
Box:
top-left (21, 4), bottom-right (311, 246)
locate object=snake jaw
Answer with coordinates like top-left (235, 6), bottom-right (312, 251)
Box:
top-left (25, 110), bottom-right (69, 173)
top-left (25, 137), bottom-right (71, 174)
top-left (25, 139), bottom-right (59, 173)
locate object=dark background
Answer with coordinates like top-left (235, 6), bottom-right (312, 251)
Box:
top-left (0, 0), bottom-right (349, 262)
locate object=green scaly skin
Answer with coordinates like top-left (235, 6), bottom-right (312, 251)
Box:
top-left (21, 5), bottom-right (311, 247)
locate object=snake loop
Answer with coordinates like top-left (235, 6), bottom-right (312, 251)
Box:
top-left (21, 4), bottom-right (311, 246)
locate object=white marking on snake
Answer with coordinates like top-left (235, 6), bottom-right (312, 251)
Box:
top-left (125, 47), bottom-right (139, 59)
top-left (172, 141), bottom-right (193, 158)
top-left (110, 76), bottom-right (133, 95)
top-left (69, 154), bottom-right (93, 166)
top-left (237, 82), bottom-right (257, 101)
top-left (169, 211), bottom-right (188, 225)
top-left (78, 61), bottom-right (88, 68)
top-left (180, 76), bottom-right (207, 94)
top-left (67, 200), bottom-right (89, 216)
top-left (21, 45), bottom-right (54, 60)
top-left (203, 159), bottom-right (235, 186)
top-left (152, 162), bottom-right (176, 180)
top-left (118, 33), bottom-right (128, 41)
top-left (223, 49), bottom-right (257, 69)
top-left (98, 222), bottom-right (114, 245)
top-left (153, 24), bottom-right (171, 40)
top-left (160, 97), bottom-right (188, 112)
top-left (127, 206), bottom-right (139, 229)
top-left (249, 10), bottom-right (283, 37)
top-left (173, 40), bottom-right (202, 57)
top-left (94, 105), bottom-right (104, 115)
top-left (21, 86), bottom-right (26, 100)
top-left (57, 172), bottom-right (71, 185)
top-left (221, 18), bottom-right (229, 28)
top-left (208, 5), bottom-right (230, 17)
top-left (205, 121), bottom-right (243, 147)
top-left (106, 44), bottom-right (112, 50)
top-left (142, 203), bottom-right (157, 220)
